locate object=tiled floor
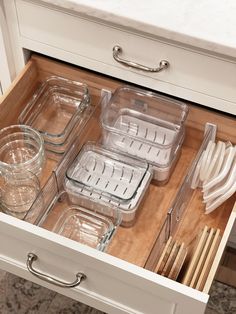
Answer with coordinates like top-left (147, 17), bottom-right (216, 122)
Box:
top-left (0, 271), bottom-right (235, 313)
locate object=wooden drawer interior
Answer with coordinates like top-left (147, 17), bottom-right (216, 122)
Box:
top-left (0, 54), bottom-right (235, 294)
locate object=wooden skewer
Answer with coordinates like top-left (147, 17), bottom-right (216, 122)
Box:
top-left (196, 229), bottom-right (221, 291)
top-left (182, 225), bottom-right (208, 285)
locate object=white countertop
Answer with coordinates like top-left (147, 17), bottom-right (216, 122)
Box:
top-left (40, 0), bottom-right (236, 59)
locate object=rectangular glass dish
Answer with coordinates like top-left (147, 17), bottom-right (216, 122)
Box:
top-left (25, 171), bottom-right (121, 252)
top-left (65, 143), bottom-right (153, 226)
top-left (101, 86), bottom-right (188, 184)
top-left (19, 76), bottom-right (91, 150)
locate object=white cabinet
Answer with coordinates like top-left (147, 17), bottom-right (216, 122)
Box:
top-left (1, 1), bottom-right (236, 313)
top-left (0, 0), bottom-right (15, 92)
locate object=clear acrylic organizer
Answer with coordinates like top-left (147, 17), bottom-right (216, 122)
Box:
top-left (145, 123), bottom-right (217, 271)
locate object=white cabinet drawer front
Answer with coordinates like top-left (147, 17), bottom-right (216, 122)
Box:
top-left (16, 0), bottom-right (236, 114)
top-left (0, 214), bottom-right (208, 314)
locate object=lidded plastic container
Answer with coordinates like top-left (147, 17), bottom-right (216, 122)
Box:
top-left (101, 86), bottom-right (189, 184)
top-left (65, 142), bottom-right (152, 226)
top-left (19, 76), bottom-right (91, 155)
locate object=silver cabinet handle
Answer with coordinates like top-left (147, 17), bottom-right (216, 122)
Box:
top-left (27, 253), bottom-right (86, 288)
top-left (113, 45), bottom-right (169, 73)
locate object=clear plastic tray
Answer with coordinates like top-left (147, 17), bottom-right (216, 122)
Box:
top-left (101, 87), bottom-right (188, 183)
top-left (66, 143), bottom-right (149, 202)
top-left (19, 76), bottom-right (90, 147)
top-left (65, 143), bottom-right (153, 226)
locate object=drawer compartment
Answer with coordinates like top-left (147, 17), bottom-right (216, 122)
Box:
top-left (15, 0), bottom-right (236, 115)
top-left (0, 54), bottom-right (235, 314)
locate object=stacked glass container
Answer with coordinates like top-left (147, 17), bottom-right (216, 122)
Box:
top-left (19, 76), bottom-right (91, 156)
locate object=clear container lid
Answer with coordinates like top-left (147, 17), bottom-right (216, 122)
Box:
top-left (19, 76), bottom-right (90, 145)
top-left (101, 86), bottom-right (189, 150)
top-left (66, 142), bottom-right (149, 203)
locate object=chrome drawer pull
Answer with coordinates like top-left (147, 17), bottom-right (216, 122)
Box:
top-left (113, 45), bottom-right (169, 72)
top-left (27, 253), bottom-right (86, 288)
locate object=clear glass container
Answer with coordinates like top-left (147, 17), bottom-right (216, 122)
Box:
top-left (66, 143), bottom-right (149, 202)
top-left (0, 125), bottom-right (44, 176)
top-left (65, 143), bottom-right (152, 226)
top-left (19, 76), bottom-right (91, 147)
top-left (41, 103), bottom-right (95, 158)
top-left (101, 86), bottom-right (188, 184)
top-left (34, 187), bottom-right (120, 251)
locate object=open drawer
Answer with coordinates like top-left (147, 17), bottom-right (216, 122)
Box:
top-left (0, 55), bottom-right (235, 314)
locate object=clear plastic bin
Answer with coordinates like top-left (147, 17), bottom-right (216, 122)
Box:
top-left (65, 143), bottom-right (152, 226)
top-left (101, 86), bottom-right (188, 184)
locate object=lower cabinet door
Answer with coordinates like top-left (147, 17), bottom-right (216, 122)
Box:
top-left (0, 54), bottom-right (235, 314)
